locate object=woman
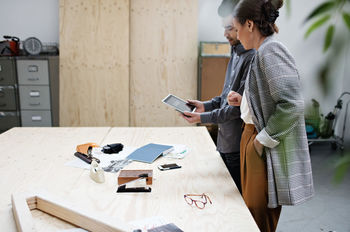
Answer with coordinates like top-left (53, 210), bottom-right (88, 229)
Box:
top-left (227, 0), bottom-right (314, 231)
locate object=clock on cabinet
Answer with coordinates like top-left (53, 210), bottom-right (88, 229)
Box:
top-left (23, 37), bottom-right (42, 55)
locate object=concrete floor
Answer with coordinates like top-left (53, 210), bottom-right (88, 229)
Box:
top-left (277, 143), bottom-right (350, 232)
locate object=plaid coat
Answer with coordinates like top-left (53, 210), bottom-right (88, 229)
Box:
top-left (245, 36), bottom-right (314, 208)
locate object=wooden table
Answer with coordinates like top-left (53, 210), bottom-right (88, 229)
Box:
top-left (0, 127), bottom-right (259, 231)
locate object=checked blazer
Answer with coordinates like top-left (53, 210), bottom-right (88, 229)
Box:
top-left (245, 36), bottom-right (314, 208)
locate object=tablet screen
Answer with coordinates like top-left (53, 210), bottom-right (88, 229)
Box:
top-left (162, 94), bottom-right (195, 113)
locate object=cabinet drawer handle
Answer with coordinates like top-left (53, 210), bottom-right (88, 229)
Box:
top-left (0, 103), bottom-right (6, 107)
top-left (28, 65), bottom-right (39, 72)
top-left (27, 77), bottom-right (40, 81)
top-left (29, 91), bottom-right (40, 97)
top-left (31, 116), bottom-right (42, 121)
top-left (0, 65), bottom-right (2, 72)
top-left (29, 102), bottom-right (41, 106)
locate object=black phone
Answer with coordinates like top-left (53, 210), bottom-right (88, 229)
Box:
top-left (158, 163), bottom-right (181, 171)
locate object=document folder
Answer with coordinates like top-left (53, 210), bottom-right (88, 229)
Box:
top-left (126, 143), bottom-right (173, 163)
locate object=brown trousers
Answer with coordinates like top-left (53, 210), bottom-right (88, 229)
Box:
top-left (240, 124), bottom-right (282, 232)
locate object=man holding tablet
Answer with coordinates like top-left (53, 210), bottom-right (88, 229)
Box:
top-left (181, 0), bottom-right (255, 194)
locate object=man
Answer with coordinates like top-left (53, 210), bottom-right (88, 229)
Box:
top-left (181, 0), bottom-right (255, 193)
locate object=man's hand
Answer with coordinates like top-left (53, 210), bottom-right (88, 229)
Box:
top-left (187, 99), bottom-right (204, 113)
top-left (181, 111), bottom-right (201, 124)
top-left (227, 91), bottom-right (242, 106)
top-left (253, 138), bottom-right (264, 157)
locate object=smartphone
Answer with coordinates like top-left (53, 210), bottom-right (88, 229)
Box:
top-left (158, 163), bottom-right (181, 171)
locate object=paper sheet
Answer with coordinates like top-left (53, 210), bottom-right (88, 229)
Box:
top-left (64, 146), bottom-right (137, 171)
top-left (163, 144), bottom-right (190, 159)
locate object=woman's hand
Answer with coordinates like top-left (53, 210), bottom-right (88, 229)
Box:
top-left (253, 138), bottom-right (264, 156)
top-left (227, 91), bottom-right (242, 106)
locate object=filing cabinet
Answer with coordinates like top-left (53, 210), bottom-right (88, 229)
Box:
top-left (0, 58), bottom-right (17, 85)
top-left (0, 86), bottom-right (17, 110)
top-left (0, 57), bottom-right (20, 133)
top-left (0, 111), bottom-right (20, 131)
top-left (19, 86), bottom-right (51, 110)
top-left (17, 56), bottom-right (59, 127)
top-left (20, 110), bottom-right (52, 126)
top-left (17, 60), bottom-right (49, 85)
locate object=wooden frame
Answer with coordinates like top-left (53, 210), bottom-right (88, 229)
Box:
top-left (11, 191), bottom-right (130, 232)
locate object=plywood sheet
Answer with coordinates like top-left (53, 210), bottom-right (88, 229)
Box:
top-left (59, 0), bottom-right (130, 126)
top-left (129, 0), bottom-right (198, 126)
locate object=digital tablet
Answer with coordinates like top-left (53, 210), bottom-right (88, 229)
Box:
top-left (162, 94), bottom-right (196, 114)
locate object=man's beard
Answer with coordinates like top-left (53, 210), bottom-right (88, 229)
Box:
top-left (227, 37), bottom-right (239, 46)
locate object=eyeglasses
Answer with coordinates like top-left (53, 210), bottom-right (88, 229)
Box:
top-left (223, 25), bottom-right (234, 32)
top-left (184, 193), bottom-right (212, 209)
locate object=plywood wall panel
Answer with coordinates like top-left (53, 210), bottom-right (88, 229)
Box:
top-left (130, 0), bottom-right (198, 126)
top-left (59, 0), bottom-right (129, 126)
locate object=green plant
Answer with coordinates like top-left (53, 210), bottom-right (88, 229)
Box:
top-left (304, 0), bottom-right (350, 52)
top-left (304, 0), bottom-right (350, 183)
top-left (333, 152), bottom-right (350, 183)
top-left (285, 0), bottom-right (350, 183)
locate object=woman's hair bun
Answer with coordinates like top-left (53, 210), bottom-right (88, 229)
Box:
top-left (262, 0), bottom-right (282, 23)
top-left (233, 0), bottom-right (283, 36)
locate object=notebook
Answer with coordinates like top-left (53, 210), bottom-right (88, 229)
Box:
top-left (126, 143), bottom-right (173, 163)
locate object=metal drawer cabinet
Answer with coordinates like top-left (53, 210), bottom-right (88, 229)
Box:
top-left (0, 59), bottom-right (16, 85)
top-left (17, 60), bottom-right (49, 85)
top-left (0, 111), bottom-right (20, 131)
top-left (19, 86), bottom-right (51, 110)
top-left (16, 56), bottom-right (59, 127)
top-left (0, 86), bottom-right (17, 110)
top-left (20, 110), bottom-right (52, 127)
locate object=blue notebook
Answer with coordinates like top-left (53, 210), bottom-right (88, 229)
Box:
top-left (127, 143), bottom-right (173, 163)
